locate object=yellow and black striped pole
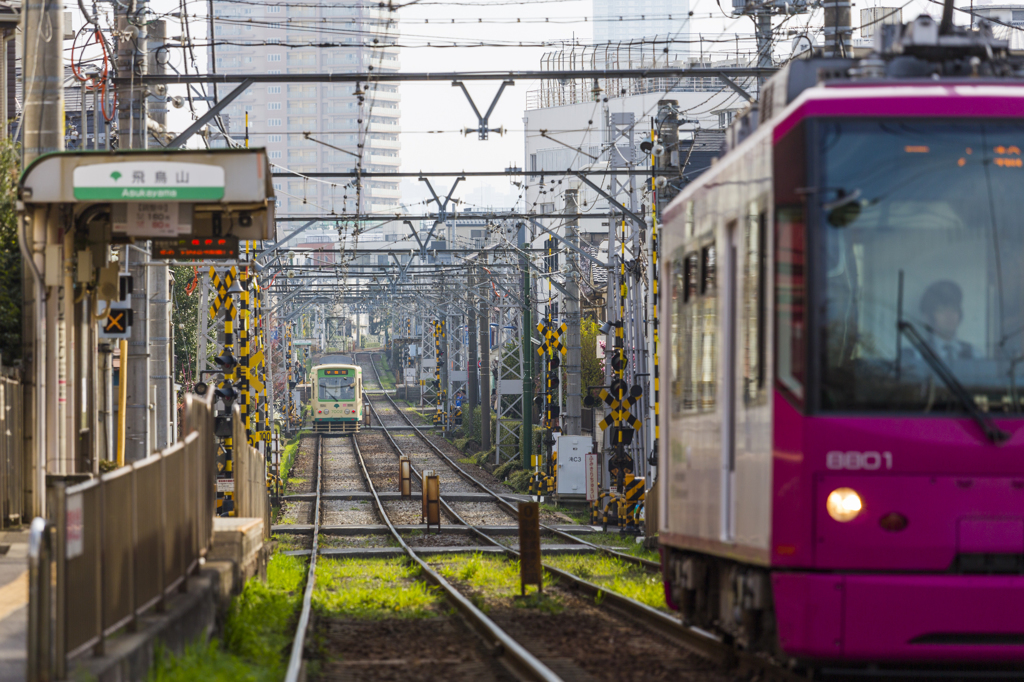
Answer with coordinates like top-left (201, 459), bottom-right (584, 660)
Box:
top-left (650, 127), bottom-right (661, 469)
top-left (240, 267), bottom-right (253, 445)
top-left (618, 217), bottom-right (627, 462)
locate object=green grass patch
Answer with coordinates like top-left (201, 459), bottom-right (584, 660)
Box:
top-left (585, 532), bottom-right (659, 562)
top-left (540, 503), bottom-right (589, 524)
top-left (313, 558), bottom-right (441, 619)
top-left (279, 431), bottom-right (311, 489)
top-left (543, 554), bottom-right (666, 610)
top-left (432, 553), bottom-right (556, 606)
top-left (147, 554), bottom-right (307, 682)
top-left (148, 640), bottom-right (264, 682)
top-left (373, 357), bottom-right (397, 389)
top-left (272, 534), bottom-right (308, 553)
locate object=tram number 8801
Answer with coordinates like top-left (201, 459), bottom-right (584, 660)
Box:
top-left (826, 450), bottom-right (893, 471)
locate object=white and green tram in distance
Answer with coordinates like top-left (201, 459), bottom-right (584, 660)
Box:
top-left (311, 364), bottom-right (363, 433)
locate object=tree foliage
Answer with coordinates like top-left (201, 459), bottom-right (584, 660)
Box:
top-left (579, 316), bottom-right (604, 394)
top-left (0, 139), bottom-right (21, 364)
top-left (171, 265), bottom-right (200, 388)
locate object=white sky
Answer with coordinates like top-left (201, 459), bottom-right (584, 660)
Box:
top-left (71, 0), bottom-right (959, 214)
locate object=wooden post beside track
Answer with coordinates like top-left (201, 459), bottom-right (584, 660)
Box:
top-left (399, 456), bottom-right (411, 497)
top-left (518, 501), bottom-right (542, 595)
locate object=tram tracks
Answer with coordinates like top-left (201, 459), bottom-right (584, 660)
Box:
top-left (283, 431), bottom-right (559, 681)
top-left (357, 352), bottom-right (658, 569)
top-left (353, 352), bottom-right (804, 682)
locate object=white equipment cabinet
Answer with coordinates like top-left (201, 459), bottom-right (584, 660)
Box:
top-left (555, 435), bottom-right (591, 496)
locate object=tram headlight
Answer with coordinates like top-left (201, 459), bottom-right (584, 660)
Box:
top-left (826, 487), bottom-right (863, 522)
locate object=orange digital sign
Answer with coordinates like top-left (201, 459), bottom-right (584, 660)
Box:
top-left (153, 236), bottom-right (239, 260)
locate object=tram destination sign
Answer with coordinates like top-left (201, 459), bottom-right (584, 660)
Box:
top-left (72, 162), bottom-right (225, 201)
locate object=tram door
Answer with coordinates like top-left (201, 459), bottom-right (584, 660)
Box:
top-left (720, 220), bottom-right (739, 542)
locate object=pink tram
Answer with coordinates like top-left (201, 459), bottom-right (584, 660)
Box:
top-left (659, 15), bottom-right (1024, 668)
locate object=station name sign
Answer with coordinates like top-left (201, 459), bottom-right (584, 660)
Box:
top-left (72, 162), bottom-right (226, 201)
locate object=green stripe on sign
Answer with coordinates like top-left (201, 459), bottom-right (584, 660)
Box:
top-left (73, 187), bottom-right (225, 200)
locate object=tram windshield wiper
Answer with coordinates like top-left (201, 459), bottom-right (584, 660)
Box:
top-left (898, 320), bottom-right (1010, 444)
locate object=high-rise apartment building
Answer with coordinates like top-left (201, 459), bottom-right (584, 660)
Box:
top-left (592, 0), bottom-right (689, 47)
top-left (208, 3), bottom-right (402, 219)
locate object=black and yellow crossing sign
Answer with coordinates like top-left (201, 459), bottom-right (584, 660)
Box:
top-left (208, 267), bottom-right (238, 320)
top-left (99, 307), bottom-right (133, 339)
top-left (535, 322), bottom-right (567, 356)
top-left (596, 387), bottom-right (644, 432)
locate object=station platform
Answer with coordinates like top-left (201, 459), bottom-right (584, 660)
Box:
top-left (0, 530), bottom-right (29, 682)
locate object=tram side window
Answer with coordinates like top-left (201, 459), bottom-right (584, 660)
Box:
top-left (670, 256), bottom-right (685, 415)
top-left (775, 208), bottom-right (806, 402)
top-left (744, 203), bottom-right (768, 405)
top-left (673, 247), bottom-right (717, 413)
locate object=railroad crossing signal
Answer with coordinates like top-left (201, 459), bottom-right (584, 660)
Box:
top-left (99, 307), bottom-right (133, 339)
top-left (595, 386), bottom-right (644, 432)
top-left (208, 267), bottom-right (238, 319)
top-left (536, 322), bottom-right (567, 356)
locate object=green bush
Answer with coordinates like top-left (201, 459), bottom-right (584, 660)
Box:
top-left (463, 405), bottom-right (486, 441)
top-left (492, 456), bottom-right (523, 481)
top-left (148, 554), bottom-right (305, 682)
top-left (506, 468), bottom-right (533, 493)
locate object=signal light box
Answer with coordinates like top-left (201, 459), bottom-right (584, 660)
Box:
top-left (99, 307), bottom-right (133, 339)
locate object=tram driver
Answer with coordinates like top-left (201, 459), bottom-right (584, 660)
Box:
top-left (920, 280), bottom-right (975, 361)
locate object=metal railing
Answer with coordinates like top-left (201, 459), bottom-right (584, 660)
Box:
top-left (28, 393), bottom-right (218, 681)
top-left (0, 367), bottom-right (24, 527)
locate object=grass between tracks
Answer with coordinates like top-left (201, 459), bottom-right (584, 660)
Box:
top-left (432, 553), bottom-right (565, 614)
top-left (542, 554), bottom-right (667, 610)
top-left (313, 557), bottom-right (442, 619)
top-left (584, 532), bottom-right (660, 562)
top-left (373, 356), bottom-right (396, 389)
top-left (147, 554), bottom-right (307, 682)
top-left (280, 430), bottom-right (312, 492)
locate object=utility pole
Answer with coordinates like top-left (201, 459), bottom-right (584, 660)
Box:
top-left (22, 0), bottom-right (64, 513)
top-left (564, 189), bottom-right (582, 436)
top-left (467, 272), bottom-right (479, 421)
top-left (118, 0), bottom-right (152, 460)
top-left (149, 20), bottom-right (172, 450)
top-left (479, 275), bottom-right (491, 452)
top-left (520, 222), bottom-right (533, 470)
top-left (824, 0), bottom-right (852, 57)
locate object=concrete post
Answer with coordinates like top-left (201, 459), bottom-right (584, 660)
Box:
top-left (22, 0), bottom-right (64, 511)
top-left (564, 189), bottom-right (582, 436)
top-left (126, 245), bottom-right (151, 460)
top-left (467, 273), bottom-right (479, 418)
top-left (479, 280), bottom-right (491, 452)
top-left (150, 260), bottom-right (171, 450)
top-left (116, 14), bottom-right (148, 149)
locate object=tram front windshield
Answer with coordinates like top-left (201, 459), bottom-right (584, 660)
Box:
top-left (819, 120), bottom-right (1024, 414)
top-left (319, 376), bottom-right (355, 401)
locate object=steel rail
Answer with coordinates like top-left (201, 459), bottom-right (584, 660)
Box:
top-left (361, 374), bottom-right (806, 682)
top-left (358, 353), bottom-right (659, 571)
top-left (284, 435), bottom-right (323, 682)
top-left (348, 431), bottom-right (562, 682)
